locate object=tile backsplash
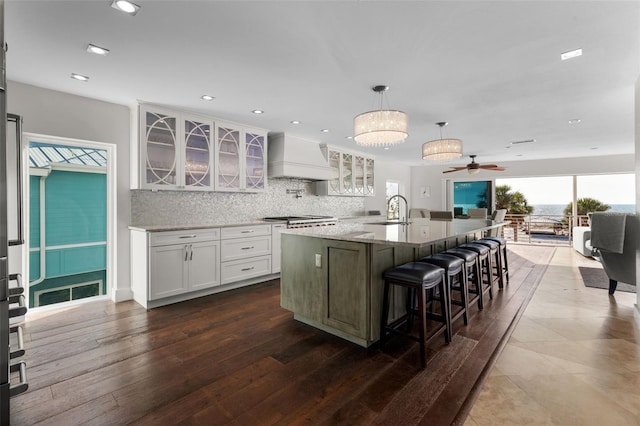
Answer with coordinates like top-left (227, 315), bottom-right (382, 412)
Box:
top-left (130, 179), bottom-right (366, 226)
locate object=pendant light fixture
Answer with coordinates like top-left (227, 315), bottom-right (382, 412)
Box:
top-left (422, 122), bottom-right (463, 161)
top-left (353, 85), bottom-right (408, 147)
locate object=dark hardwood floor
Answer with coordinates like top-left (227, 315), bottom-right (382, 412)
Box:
top-left (10, 246), bottom-right (555, 425)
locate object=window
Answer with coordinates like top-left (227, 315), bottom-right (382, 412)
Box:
top-left (453, 181), bottom-right (492, 215)
top-left (386, 181), bottom-right (400, 219)
top-left (34, 280), bottom-right (103, 307)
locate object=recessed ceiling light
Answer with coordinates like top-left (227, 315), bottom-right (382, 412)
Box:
top-left (86, 44), bottom-right (109, 56)
top-left (383, 147), bottom-right (390, 150)
top-left (321, 129), bottom-right (329, 133)
top-left (252, 109), bottom-right (264, 114)
top-left (345, 136), bottom-right (353, 139)
top-left (561, 48), bottom-right (582, 61)
top-left (71, 73), bottom-right (89, 82)
top-left (568, 118), bottom-right (581, 124)
top-left (290, 120), bottom-right (301, 125)
top-left (201, 95), bottom-right (214, 101)
top-left (111, 0), bottom-right (141, 15)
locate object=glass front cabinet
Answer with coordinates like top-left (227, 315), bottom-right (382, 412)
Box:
top-left (316, 145), bottom-right (374, 197)
top-left (214, 121), bottom-right (267, 192)
top-left (140, 105), bottom-right (214, 191)
top-left (139, 105), bottom-right (266, 193)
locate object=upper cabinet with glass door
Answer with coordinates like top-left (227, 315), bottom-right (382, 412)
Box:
top-left (316, 145), bottom-right (374, 197)
top-left (214, 121), bottom-right (267, 193)
top-left (139, 105), bottom-right (214, 191)
top-left (244, 128), bottom-right (267, 192)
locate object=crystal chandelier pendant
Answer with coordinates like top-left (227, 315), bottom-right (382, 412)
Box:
top-left (353, 86), bottom-right (408, 147)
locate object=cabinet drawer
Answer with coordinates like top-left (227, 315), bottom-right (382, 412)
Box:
top-left (221, 236), bottom-right (271, 262)
top-left (221, 255), bottom-right (272, 285)
top-left (221, 224), bottom-right (271, 240)
top-left (150, 229), bottom-right (220, 246)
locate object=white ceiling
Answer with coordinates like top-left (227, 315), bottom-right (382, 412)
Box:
top-left (5, 1), bottom-right (640, 166)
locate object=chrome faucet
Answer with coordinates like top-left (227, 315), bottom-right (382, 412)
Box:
top-left (387, 194), bottom-right (409, 224)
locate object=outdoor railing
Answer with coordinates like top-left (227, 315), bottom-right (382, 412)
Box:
top-left (500, 213), bottom-right (588, 246)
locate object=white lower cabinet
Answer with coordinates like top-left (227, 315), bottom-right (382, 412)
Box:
top-left (221, 255), bottom-right (272, 284)
top-left (131, 223), bottom-right (278, 309)
top-left (220, 224), bottom-right (272, 285)
top-left (148, 230), bottom-right (221, 301)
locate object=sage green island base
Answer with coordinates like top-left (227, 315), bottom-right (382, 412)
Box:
top-left (279, 218), bottom-right (506, 347)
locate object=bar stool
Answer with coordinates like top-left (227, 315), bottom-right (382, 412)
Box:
top-left (418, 253), bottom-right (467, 342)
top-left (457, 242), bottom-right (494, 304)
top-left (380, 262), bottom-right (449, 368)
top-left (481, 237), bottom-right (509, 285)
top-left (444, 247), bottom-right (484, 310)
top-left (473, 239), bottom-right (504, 289)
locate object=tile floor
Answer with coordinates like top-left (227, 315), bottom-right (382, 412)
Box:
top-left (466, 246), bottom-right (640, 426)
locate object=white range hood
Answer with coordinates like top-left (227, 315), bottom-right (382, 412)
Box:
top-left (267, 133), bottom-right (332, 181)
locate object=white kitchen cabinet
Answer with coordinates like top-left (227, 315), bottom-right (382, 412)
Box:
top-left (316, 145), bottom-right (374, 197)
top-left (221, 255), bottom-right (272, 284)
top-left (131, 228), bottom-right (221, 308)
top-left (131, 224), bottom-right (279, 309)
top-left (148, 230), bottom-right (221, 300)
top-left (271, 223), bottom-right (286, 273)
top-left (220, 224), bottom-right (271, 285)
top-left (214, 122), bottom-right (267, 192)
top-left (140, 104), bottom-right (214, 191)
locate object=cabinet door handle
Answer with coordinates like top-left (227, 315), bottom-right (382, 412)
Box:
top-left (190, 245), bottom-right (193, 261)
top-left (241, 246), bottom-right (254, 250)
top-left (184, 246), bottom-right (189, 261)
top-left (179, 235), bottom-right (197, 239)
top-left (241, 230), bottom-right (254, 233)
top-left (241, 267), bottom-right (254, 271)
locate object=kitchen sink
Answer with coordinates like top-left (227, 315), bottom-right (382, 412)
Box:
top-left (367, 221), bottom-right (410, 226)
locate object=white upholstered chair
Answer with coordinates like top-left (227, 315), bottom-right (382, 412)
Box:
top-left (588, 212), bottom-right (638, 294)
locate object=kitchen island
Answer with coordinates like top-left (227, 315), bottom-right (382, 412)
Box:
top-left (280, 218), bottom-right (507, 347)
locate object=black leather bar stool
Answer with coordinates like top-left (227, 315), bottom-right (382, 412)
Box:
top-left (380, 262), bottom-right (449, 368)
top-left (481, 237), bottom-right (509, 285)
top-left (444, 247), bottom-right (484, 310)
top-left (418, 253), bottom-right (467, 342)
top-left (473, 239), bottom-right (504, 289)
top-left (457, 242), bottom-right (494, 304)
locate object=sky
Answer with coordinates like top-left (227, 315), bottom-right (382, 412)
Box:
top-left (496, 174), bottom-right (636, 205)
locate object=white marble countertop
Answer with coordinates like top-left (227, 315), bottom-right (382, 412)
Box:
top-left (129, 219), bottom-right (285, 232)
top-left (281, 218), bottom-right (507, 248)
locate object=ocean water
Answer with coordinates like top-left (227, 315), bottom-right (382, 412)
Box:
top-left (531, 204), bottom-right (636, 216)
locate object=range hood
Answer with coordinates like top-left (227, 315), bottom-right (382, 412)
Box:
top-left (267, 133), bottom-right (332, 181)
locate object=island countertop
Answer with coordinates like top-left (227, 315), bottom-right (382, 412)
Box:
top-left (281, 217), bottom-right (507, 248)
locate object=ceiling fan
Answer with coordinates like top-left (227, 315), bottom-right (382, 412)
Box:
top-left (442, 155), bottom-right (506, 174)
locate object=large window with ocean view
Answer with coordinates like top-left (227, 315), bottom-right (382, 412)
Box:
top-left (495, 174), bottom-right (635, 245)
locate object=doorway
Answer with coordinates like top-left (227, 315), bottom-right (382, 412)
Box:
top-left (23, 134), bottom-right (116, 310)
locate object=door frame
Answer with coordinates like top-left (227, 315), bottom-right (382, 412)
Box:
top-left (22, 132), bottom-right (117, 311)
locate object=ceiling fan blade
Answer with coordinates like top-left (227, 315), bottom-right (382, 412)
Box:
top-left (481, 166), bottom-right (507, 171)
top-left (442, 168), bottom-right (466, 174)
top-left (478, 164), bottom-right (500, 169)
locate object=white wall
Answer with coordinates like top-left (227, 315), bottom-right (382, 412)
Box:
top-left (410, 154), bottom-right (635, 210)
top-left (7, 81), bottom-right (132, 301)
top-left (364, 158), bottom-right (411, 214)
